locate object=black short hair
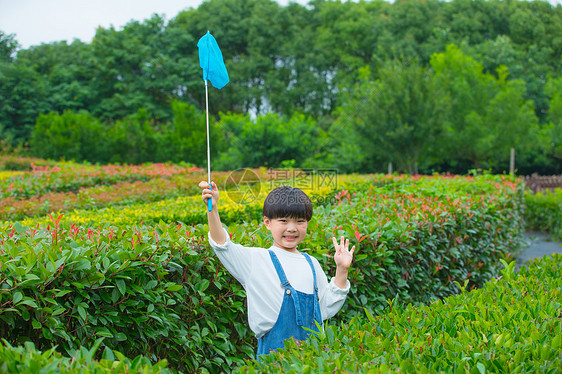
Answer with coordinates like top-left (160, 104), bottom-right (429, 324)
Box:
top-left (263, 186), bottom-right (313, 221)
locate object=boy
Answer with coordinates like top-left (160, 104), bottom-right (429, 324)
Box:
top-left (198, 181), bottom-right (354, 357)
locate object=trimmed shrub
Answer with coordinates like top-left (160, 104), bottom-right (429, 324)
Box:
top-left (524, 188), bottom-right (562, 240)
top-left (0, 339), bottom-right (170, 373)
top-left (301, 174), bottom-right (526, 320)
top-left (237, 255), bottom-right (562, 373)
top-left (0, 221), bottom-right (252, 373)
top-left (0, 173), bottom-right (526, 373)
top-left (30, 111), bottom-right (106, 162)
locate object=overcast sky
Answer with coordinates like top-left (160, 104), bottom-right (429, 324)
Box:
top-left (0, 0), bottom-right (305, 49)
top-left (1, 0), bottom-right (561, 50)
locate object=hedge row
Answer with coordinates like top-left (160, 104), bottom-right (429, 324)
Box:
top-left (238, 255), bottom-right (562, 373)
top-left (0, 167), bottom-right (290, 222)
top-left (0, 155), bottom-right (56, 171)
top-left (0, 221), bottom-right (250, 372)
top-left (0, 174), bottom-right (526, 372)
top-left (301, 174), bottom-right (525, 320)
top-left (0, 162), bottom-right (201, 199)
top-left (0, 339), bottom-right (170, 373)
top-left (524, 188), bottom-right (562, 240)
top-left (11, 171), bottom-right (333, 228)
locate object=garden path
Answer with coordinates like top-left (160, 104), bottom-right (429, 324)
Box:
top-left (516, 232), bottom-right (562, 270)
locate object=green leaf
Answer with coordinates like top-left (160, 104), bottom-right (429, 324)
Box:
top-left (71, 282), bottom-right (84, 289)
top-left (146, 280), bottom-right (158, 289)
top-left (116, 279), bottom-right (126, 296)
top-left (96, 330), bottom-right (114, 338)
top-left (21, 299), bottom-right (38, 308)
top-left (52, 308), bottom-right (65, 316)
top-left (166, 284), bottom-right (182, 292)
top-left (14, 222), bottom-right (25, 234)
top-left (102, 347), bottom-right (115, 361)
top-left (476, 362), bottom-right (485, 374)
top-left (111, 288), bottom-right (120, 303)
top-left (74, 259), bottom-right (91, 271)
top-left (364, 308), bottom-right (376, 323)
top-left (77, 305), bottom-right (87, 321)
top-left (12, 291), bottom-right (23, 304)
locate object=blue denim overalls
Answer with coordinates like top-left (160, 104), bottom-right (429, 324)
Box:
top-left (256, 250), bottom-right (322, 357)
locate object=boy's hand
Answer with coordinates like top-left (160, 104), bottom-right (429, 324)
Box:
top-left (198, 181), bottom-right (219, 209)
top-left (332, 236), bottom-right (355, 270)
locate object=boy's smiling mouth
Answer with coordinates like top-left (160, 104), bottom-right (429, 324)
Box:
top-left (283, 235), bottom-right (298, 241)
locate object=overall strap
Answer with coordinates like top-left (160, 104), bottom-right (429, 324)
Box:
top-left (268, 250), bottom-right (289, 288)
top-left (302, 253), bottom-right (319, 297)
top-left (268, 250), bottom-right (304, 325)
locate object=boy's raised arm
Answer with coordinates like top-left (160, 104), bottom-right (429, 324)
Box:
top-left (199, 181), bottom-right (226, 245)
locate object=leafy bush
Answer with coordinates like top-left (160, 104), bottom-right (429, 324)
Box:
top-left (0, 172), bottom-right (526, 373)
top-left (524, 188), bottom-right (562, 240)
top-left (104, 108), bottom-right (157, 164)
top-left (27, 102), bottom-right (215, 166)
top-left (0, 339), bottom-right (170, 373)
top-left (30, 110), bottom-right (107, 162)
top-left (0, 220), bottom-right (252, 373)
top-left (242, 174), bottom-right (526, 322)
top-left (0, 162), bottom-right (200, 199)
top-left (154, 100), bottom-right (217, 165)
top-left (215, 112), bottom-right (320, 170)
top-left (0, 155), bottom-right (53, 171)
top-left (237, 255), bottom-right (562, 373)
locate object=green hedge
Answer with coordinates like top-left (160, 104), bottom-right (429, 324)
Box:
top-left (29, 102), bottom-right (218, 166)
top-left (524, 188), bottom-right (562, 240)
top-left (0, 339), bottom-right (170, 373)
top-left (0, 221), bottom-right (252, 373)
top-left (0, 174), bottom-right (526, 373)
top-left (300, 174), bottom-right (526, 320)
top-left (237, 255), bottom-right (562, 373)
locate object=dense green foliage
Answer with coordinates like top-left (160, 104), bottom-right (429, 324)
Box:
top-left (238, 255), bottom-right (562, 373)
top-left (0, 339), bottom-right (170, 373)
top-left (29, 102), bottom-right (219, 165)
top-left (0, 164), bottom-right (527, 373)
top-left (524, 188), bottom-right (562, 240)
top-left (1, 0), bottom-right (561, 173)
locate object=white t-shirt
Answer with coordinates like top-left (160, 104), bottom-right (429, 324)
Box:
top-left (209, 228), bottom-right (350, 338)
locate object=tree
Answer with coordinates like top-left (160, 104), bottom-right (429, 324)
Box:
top-left (472, 36), bottom-right (554, 124)
top-left (154, 100), bottom-right (216, 165)
top-left (30, 110), bottom-right (106, 161)
top-left (0, 31), bottom-right (19, 62)
top-left (89, 15), bottom-right (199, 122)
top-left (215, 111), bottom-right (319, 169)
top-left (335, 62), bottom-right (448, 174)
top-left (0, 62), bottom-right (48, 143)
top-left (431, 44), bottom-right (538, 170)
top-left (543, 77), bottom-right (562, 165)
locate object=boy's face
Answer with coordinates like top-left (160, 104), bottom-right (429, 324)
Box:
top-left (263, 216), bottom-right (308, 253)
